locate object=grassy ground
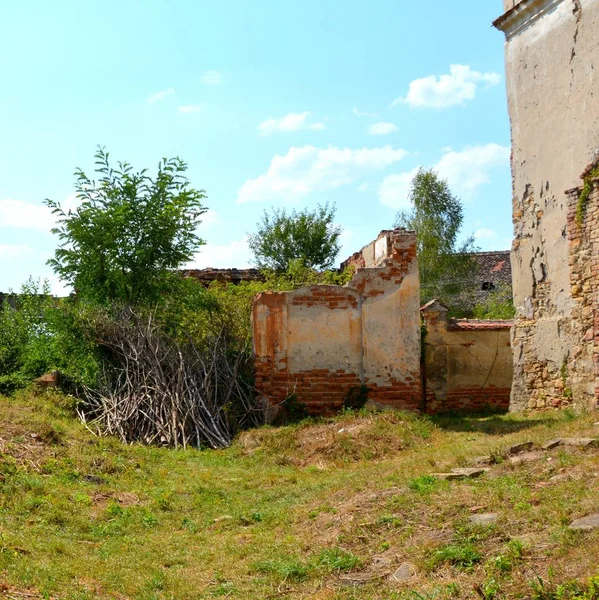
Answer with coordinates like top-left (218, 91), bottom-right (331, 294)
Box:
top-left (1, 391), bottom-right (599, 599)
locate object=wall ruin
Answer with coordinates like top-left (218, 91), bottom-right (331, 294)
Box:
top-left (422, 301), bottom-right (513, 413)
top-left (252, 229), bottom-right (422, 416)
top-left (494, 0), bottom-right (599, 410)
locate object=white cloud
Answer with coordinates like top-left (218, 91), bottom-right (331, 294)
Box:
top-left (258, 112), bottom-right (326, 136)
top-left (0, 199), bottom-right (53, 231)
top-left (200, 209), bottom-right (220, 227)
top-left (352, 107), bottom-right (378, 118)
top-left (186, 236), bottom-right (252, 269)
top-left (435, 143), bottom-right (510, 197)
top-left (474, 227), bottom-right (498, 241)
top-left (0, 193), bottom-right (82, 233)
top-left (178, 105), bottom-right (202, 114)
top-left (393, 64), bottom-right (501, 109)
top-left (238, 144), bottom-right (409, 204)
top-left (379, 168), bottom-right (419, 209)
top-left (378, 143), bottom-right (509, 208)
top-left (147, 88), bottom-right (175, 103)
top-left (201, 71), bottom-right (222, 86)
top-left (357, 183), bottom-right (371, 192)
top-left (368, 122), bottom-right (398, 136)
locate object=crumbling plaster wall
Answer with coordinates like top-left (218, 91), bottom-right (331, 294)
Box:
top-left (494, 0), bottom-right (599, 410)
top-left (253, 230), bottom-right (422, 416)
top-left (422, 301), bottom-right (513, 413)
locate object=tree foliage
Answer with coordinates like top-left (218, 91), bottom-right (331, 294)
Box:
top-left (248, 203), bottom-right (342, 271)
top-left (46, 147), bottom-right (207, 305)
top-left (473, 284), bottom-right (515, 320)
top-left (394, 168), bottom-right (478, 304)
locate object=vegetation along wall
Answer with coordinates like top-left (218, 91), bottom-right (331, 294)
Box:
top-left (252, 229), bottom-right (422, 416)
top-left (421, 300), bottom-right (513, 413)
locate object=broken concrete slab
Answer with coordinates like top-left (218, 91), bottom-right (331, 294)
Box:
top-left (469, 513), bottom-right (498, 526)
top-left (389, 562), bottom-right (416, 583)
top-left (570, 514), bottom-right (599, 531)
top-left (509, 441), bottom-right (534, 455)
top-left (509, 451), bottom-right (545, 466)
top-left (542, 439), bottom-right (562, 450)
top-left (434, 468), bottom-right (486, 480)
top-left (561, 438), bottom-right (599, 448)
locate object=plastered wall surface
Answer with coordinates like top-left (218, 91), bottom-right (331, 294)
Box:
top-left (422, 301), bottom-right (513, 413)
top-left (253, 230), bottom-right (422, 416)
top-left (494, 0), bottom-right (599, 410)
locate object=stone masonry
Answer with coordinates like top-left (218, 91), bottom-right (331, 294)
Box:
top-left (494, 0), bottom-right (599, 410)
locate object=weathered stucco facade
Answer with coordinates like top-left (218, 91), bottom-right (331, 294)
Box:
top-left (421, 301), bottom-right (513, 413)
top-left (494, 0), bottom-right (599, 410)
top-left (252, 229), bottom-right (422, 416)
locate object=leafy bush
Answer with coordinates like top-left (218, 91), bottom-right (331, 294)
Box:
top-left (473, 284), bottom-right (515, 320)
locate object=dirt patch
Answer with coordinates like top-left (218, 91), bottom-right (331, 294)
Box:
top-left (92, 491), bottom-right (141, 512)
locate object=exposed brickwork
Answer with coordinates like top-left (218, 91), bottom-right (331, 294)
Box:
top-left (183, 268), bottom-right (263, 287)
top-left (510, 175), bottom-right (599, 411)
top-left (253, 229), bottom-right (422, 418)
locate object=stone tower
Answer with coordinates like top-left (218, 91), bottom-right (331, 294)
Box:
top-left (494, 0), bottom-right (599, 410)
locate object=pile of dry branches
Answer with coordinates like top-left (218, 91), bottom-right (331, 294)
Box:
top-left (79, 308), bottom-right (264, 449)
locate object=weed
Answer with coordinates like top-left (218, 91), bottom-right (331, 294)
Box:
top-left (430, 542), bottom-right (482, 570)
top-left (315, 547), bottom-right (361, 572)
top-left (408, 475), bottom-right (440, 495)
top-left (253, 557), bottom-right (311, 582)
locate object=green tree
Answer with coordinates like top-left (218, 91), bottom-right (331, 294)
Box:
top-left (248, 203), bottom-right (342, 271)
top-left (46, 147), bottom-right (207, 305)
top-left (394, 168), bottom-right (477, 305)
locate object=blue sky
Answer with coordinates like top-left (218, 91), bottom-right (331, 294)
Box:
top-left (0, 0), bottom-right (511, 294)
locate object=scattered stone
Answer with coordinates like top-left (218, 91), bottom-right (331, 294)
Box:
top-left (434, 468), bottom-right (486, 480)
top-left (542, 439), bottom-right (562, 450)
top-left (469, 512), bottom-right (498, 526)
top-left (389, 562), bottom-right (416, 583)
top-left (561, 438), bottom-right (599, 448)
top-left (471, 456), bottom-right (493, 466)
top-left (340, 572), bottom-right (376, 586)
top-left (509, 441), bottom-right (534, 455)
top-left (570, 514), bottom-right (599, 531)
top-left (509, 451), bottom-right (544, 466)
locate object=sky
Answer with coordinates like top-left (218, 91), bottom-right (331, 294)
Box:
top-left (0, 0), bottom-right (512, 295)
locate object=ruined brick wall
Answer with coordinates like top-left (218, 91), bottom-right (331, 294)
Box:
top-left (422, 301), bottom-right (513, 413)
top-left (253, 230), bottom-right (421, 416)
top-left (494, 0), bottom-right (599, 410)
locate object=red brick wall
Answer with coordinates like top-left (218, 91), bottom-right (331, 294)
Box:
top-left (252, 229), bottom-right (422, 418)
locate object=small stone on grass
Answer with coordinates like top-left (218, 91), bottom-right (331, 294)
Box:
top-left (561, 438), bottom-right (599, 448)
top-left (542, 439), bottom-right (562, 450)
top-left (509, 441), bottom-right (534, 455)
top-left (434, 468), bottom-right (485, 480)
top-left (570, 514), bottom-right (599, 531)
top-left (469, 513), bottom-right (498, 526)
top-left (389, 562), bottom-right (416, 583)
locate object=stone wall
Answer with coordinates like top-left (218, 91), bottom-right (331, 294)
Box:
top-left (252, 229), bottom-right (421, 416)
top-left (422, 301), bottom-right (513, 413)
top-left (494, 0), bottom-right (599, 410)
